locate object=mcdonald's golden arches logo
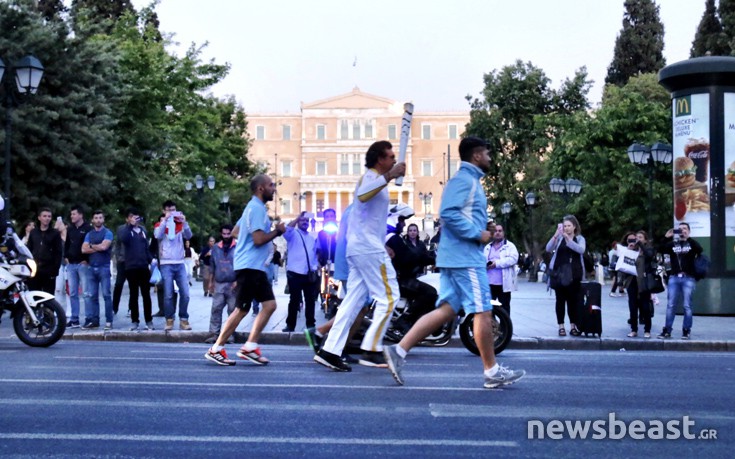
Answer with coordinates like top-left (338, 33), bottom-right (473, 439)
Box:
top-left (675, 96), bottom-right (691, 117)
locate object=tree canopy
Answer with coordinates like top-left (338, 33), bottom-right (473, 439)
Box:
top-left (691, 0), bottom-right (729, 57)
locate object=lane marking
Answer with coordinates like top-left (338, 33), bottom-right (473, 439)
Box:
top-left (52, 356), bottom-right (468, 367)
top-left (0, 378), bottom-right (489, 392)
top-left (0, 433), bottom-right (518, 448)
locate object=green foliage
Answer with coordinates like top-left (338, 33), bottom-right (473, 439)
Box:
top-left (719, 0), bottom-right (735, 53)
top-left (549, 73), bottom-right (672, 249)
top-left (1, 0), bottom-right (254, 249)
top-left (606, 0), bottom-right (666, 86)
top-left (691, 0), bottom-right (730, 57)
top-left (464, 60), bottom-right (591, 257)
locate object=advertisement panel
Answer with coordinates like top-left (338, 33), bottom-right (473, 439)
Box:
top-left (672, 94), bottom-right (711, 237)
top-left (724, 93), bottom-right (735, 270)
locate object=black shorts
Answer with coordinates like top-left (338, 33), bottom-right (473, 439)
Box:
top-left (234, 268), bottom-right (275, 311)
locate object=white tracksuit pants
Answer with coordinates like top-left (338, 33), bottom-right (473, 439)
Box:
top-left (322, 252), bottom-right (398, 354)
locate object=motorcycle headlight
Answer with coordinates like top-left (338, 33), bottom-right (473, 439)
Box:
top-left (26, 259), bottom-right (37, 278)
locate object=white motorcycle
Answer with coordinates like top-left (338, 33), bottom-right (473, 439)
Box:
top-left (0, 229), bottom-right (66, 347)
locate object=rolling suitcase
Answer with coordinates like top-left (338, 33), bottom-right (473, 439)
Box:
top-left (578, 281), bottom-right (602, 337)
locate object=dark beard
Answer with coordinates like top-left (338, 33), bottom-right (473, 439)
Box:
top-left (222, 237), bottom-right (233, 246)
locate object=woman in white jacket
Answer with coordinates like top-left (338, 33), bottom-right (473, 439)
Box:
top-left (483, 223), bottom-right (519, 316)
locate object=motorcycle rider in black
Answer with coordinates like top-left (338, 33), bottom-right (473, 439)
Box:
top-left (384, 205), bottom-right (437, 335)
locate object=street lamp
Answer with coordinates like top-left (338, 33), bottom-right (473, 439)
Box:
top-left (627, 142), bottom-right (673, 237)
top-left (500, 201), bottom-right (511, 228)
top-left (1, 54), bottom-right (45, 221)
top-left (185, 174), bottom-right (215, 250)
top-left (549, 177), bottom-right (583, 203)
top-left (418, 192), bottom-right (433, 215)
top-left (293, 192), bottom-right (306, 213)
top-left (525, 192), bottom-right (538, 282)
top-left (221, 191), bottom-right (230, 222)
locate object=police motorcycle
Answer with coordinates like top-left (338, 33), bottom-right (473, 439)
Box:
top-left (0, 199), bottom-right (66, 347)
top-left (353, 204), bottom-right (513, 356)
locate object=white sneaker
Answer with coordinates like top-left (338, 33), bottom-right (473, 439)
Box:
top-left (484, 365), bottom-right (525, 389)
top-left (383, 345), bottom-right (405, 385)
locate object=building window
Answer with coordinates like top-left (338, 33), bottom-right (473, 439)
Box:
top-left (281, 160), bottom-right (292, 178)
top-left (257, 160), bottom-right (267, 171)
top-left (340, 120), bottom-right (348, 140)
top-left (421, 160), bottom-right (432, 177)
top-left (282, 125), bottom-right (291, 140)
top-left (365, 121), bottom-right (373, 139)
top-left (422, 124), bottom-right (431, 140)
top-left (448, 124), bottom-right (458, 139)
top-left (340, 155), bottom-right (349, 175)
top-left (317, 124), bottom-right (326, 140)
top-left (256, 126), bottom-right (265, 140)
top-left (316, 199), bottom-right (324, 214)
top-left (388, 124), bottom-right (397, 140)
top-left (450, 159), bottom-right (460, 173)
top-left (281, 199), bottom-right (292, 215)
top-left (316, 160), bottom-right (327, 176)
top-left (352, 157), bottom-right (361, 175)
top-left (352, 120), bottom-right (360, 139)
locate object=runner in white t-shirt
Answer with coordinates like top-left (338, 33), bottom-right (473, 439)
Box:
top-left (315, 140), bottom-right (406, 371)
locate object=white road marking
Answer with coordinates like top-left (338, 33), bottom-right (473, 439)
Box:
top-left (0, 378), bottom-right (488, 391)
top-left (0, 432), bottom-right (518, 448)
top-left (53, 356), bottom-right (468, 366)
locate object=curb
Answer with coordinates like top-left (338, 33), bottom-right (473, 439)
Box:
top-left (58, 331), bottom-right (735, 352)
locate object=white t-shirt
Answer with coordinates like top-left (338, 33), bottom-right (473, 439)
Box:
top-left (346, 168), bottom-right (389, 257)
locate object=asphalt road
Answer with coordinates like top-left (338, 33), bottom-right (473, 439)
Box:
top-left (0, 341), bottom-right (733, 458)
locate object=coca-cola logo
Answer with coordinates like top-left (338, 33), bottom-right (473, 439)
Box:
top-left (686, 150), bottom-right (709, 159)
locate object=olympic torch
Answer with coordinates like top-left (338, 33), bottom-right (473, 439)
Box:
top-left (395, 102), bottom-right (414, 186)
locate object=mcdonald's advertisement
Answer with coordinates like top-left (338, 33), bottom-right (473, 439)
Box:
top-left (672, 94), bottom-right (710, 238)
top-left (725, 93), bottom-right (735, 270)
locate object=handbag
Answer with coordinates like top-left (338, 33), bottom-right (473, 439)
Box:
top-left (694, 253), bottom-right (710, 281)
top-left (644, 271), bottom-right (665, 294)
top-left (297, 230), bottom-right (319, 284)
top-left (614, 244), bottom-right (639, 276)
top-left (549, 260), bottom-right (573, 289)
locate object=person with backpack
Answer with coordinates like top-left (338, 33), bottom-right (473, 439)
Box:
top-left (657, 222), bottom-right (703, 340)
top-left (608, 240), bottom-right (625, 297)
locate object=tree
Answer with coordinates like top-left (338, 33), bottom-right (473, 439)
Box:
top-left (464, 60), bottom-right (591, 258)
top-left (548, 73), bottom-right (672, 248)
top-left (719, 0), bottom-right (735, 53)
top-left (691, 0), bottom-right (730, 57)
top-left (606, 0), bottom-right (666, 86)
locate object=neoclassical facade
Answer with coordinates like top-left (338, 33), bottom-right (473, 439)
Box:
top-left (246, 88), bottom-right (470, 229)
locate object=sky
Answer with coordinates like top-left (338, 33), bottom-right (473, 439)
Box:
top-left (133, 0), bottom-right (705, 113)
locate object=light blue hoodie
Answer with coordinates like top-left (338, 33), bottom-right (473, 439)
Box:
top-left (436, 161), bottom-right (487, 269)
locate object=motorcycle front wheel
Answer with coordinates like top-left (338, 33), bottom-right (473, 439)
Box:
top-left (13, 299), bottom-right (67, 347)
top-left (459, 307), bottom-right (513, 356)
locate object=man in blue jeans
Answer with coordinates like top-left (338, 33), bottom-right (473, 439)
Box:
top-left (658, 222), bottom-right (703, 340)
top-left (153, 200), bottom-right (193, 331)
top-left (64, 205), bottom-right (92, 328)
top-left (81, 210), bottom-right (114, 330)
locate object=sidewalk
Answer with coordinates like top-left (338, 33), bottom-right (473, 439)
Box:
top-left (4, 270), bottom-right (734, 351)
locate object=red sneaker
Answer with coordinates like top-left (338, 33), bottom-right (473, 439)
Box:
top-left (236, 347), bottom-right (270, 365)
top-left (204, 348), bottom-right (236, 366)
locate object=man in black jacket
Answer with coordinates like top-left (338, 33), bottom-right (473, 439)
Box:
top-left (118, 208), bottom-right (154, 331)
top-left (64, 205), bottom-right (92, 328)
top-left (657, 222), bottom-right (703, 340)
top-left (26, 208), bottom-right (63, 294)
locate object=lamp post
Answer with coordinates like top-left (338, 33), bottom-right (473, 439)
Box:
top-left (185, 174), bottom-right (215, 250)
top-left (221, 191), bottom-right (230, 222)
top-left (293, 192), bottom-right (306, 213)
top-left (549, 177), bottom-right (583, 203)
top-left (525, 192), bottom-right (537, 282)
top-left (1, 54), bottom-right (45, 222)
top-left (627, 142), bottom-right (673, 237)
top-left (418, 191), bottom-right (432, 216)
top-left (500, 201), bottom-right (511, 228)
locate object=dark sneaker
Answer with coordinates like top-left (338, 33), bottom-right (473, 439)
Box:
top-left (682, 329), bottom-right (691, 340)
top-left (152, 310), bottom-right (165, 317)
top-left (314, 349), bottom-right (352, 372)
top-left (358, 351), bottom-right (388, 368)
top-left (81, 320), bottom-right (99, 330)
top-left (236, 347), bottom-right (270, 365)
top-left (129, 322), bottom-right (139, 331)
top-left (383, 345), bottom-right (405, 385)
top-left (657, 329), bottom-right (671, 339)
top-left (205, 348), bottom-right (236, 366)
top-left (145, 321), bottom-right (155, 331)
top-left (104, 322), bottom-right (113, 331)
top-left (66, 320), bottom-right (80, 329)
top-left (484, 365), bottom-right (526, 389)
top-left (303, 327), bottom-right (322, 354)
top-left (342, 353), bottom-right (358, 364)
